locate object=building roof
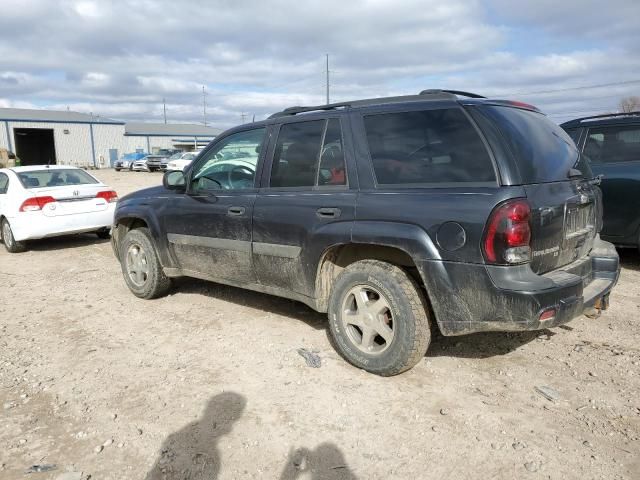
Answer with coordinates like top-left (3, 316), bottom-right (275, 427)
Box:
top-left (124, 122), bottom-right (222, 137)
top-left (0, 107), bottom-right (123, 124)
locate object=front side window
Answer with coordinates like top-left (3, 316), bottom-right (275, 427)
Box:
top-left (364, 108), bottom-right (495, 185)
top-left (584, 125), bottom-right (640, 164)
top-left (191, 128), bottom-right (266, 191)
top-left (0, 173), bottom-right (8, 194)
top-left (270, 118), bottom-right (346, 188)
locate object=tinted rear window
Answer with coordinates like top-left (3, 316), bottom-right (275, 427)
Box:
top-left (478, 105), bottom-right (589, 183)
top-left (363, 108), bottom-right (495, 185)
top-left (584, 124), bottom-right (640, 164)
top-left (17, 169), bottom-right (98, 189)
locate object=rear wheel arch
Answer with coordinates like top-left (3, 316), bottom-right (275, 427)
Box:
top-left (315, 243), bottom-right (432, 309)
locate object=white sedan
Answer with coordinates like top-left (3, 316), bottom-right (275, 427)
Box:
top-left (132, 157), bottom-right (150, 172)
top-left (0, 166), bottom-right (117, 253)
top-left (166, 152), bottom-right (198, 171)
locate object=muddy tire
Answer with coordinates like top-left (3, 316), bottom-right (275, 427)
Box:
top-left (1, 218), bottom-right (27, 253)
top-left (327, 260), bottom-right (431, 376)
top-left (119, 227), bottom-right (171, 299)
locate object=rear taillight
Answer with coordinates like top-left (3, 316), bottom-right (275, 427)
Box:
top-left (96, 190), bottom-right (118, 203)
top-left (483, 198), bottom-right (531, 265)
top-left (19, 196), bottom-right (56, 212)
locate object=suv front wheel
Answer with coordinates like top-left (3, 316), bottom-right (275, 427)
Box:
top-left (119, 227), bottom-right (171, 299)
top-left (328, 260), bottom-right (431, 376)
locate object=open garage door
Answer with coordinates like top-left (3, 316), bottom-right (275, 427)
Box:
top-left (14, 128), bottom-right (57, 166)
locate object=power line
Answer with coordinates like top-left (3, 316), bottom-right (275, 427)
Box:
top-left (496, 79), bottom-right (640, 97)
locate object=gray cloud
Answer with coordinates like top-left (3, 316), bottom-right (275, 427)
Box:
top-left (0, 0), bottom-right (638, 126)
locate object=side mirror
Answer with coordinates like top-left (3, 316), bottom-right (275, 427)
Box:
top-left (163, 170), bottom-right (186, 191)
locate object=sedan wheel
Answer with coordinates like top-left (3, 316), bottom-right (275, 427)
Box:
top-left (1, 219), bottom-right (26, 253)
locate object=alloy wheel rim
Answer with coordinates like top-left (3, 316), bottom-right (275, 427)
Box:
top-left (126, 243), bottom-right (150, 287)
top-left (341, 284), bottom-right (395, 355)
top-left (3, 222), bottom-right (13, 246)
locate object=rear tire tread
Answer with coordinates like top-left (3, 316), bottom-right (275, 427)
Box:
top-left (328, 259), bottom-right (431, 376)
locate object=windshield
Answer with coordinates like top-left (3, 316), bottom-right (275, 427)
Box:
top-left (169, 152), bottom-right (183, 159)
top-left (478, 105), bottom-right (593, 182)
top-left (17, 169), bottom-right (99, 189)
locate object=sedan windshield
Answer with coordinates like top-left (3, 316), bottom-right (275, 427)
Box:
top-left (17, 169), bottom-right (99, 189)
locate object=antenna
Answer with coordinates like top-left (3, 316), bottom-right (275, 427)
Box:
top-left (240, 112), bottom-right (247, 124)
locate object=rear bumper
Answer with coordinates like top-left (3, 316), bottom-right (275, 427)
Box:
top-left (9, 207), bottom-right (115, 241)
top-left (420, 236), bottom-right (620, 336)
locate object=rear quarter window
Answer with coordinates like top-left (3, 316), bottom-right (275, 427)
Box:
top-left (478, 105), bottom-right (587, 183)
top-left (363, 108), bottom-right (496, 186)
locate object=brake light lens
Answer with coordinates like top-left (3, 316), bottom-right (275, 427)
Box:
top-left (96, 190), bottom-right (118, 203)
top-left (483, 198), bottom-right (531, 264)
top-left (19, 196), bottom-right (56, 212)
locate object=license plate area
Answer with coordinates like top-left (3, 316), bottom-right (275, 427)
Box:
top-left (564, 203), bottom-right (595, 241)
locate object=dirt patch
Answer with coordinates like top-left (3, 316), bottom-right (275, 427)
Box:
top-left (1, 169), bottom-right (639, 479)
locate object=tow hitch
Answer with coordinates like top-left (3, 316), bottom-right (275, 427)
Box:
top-left (585, 293), bottom-right (610, 319)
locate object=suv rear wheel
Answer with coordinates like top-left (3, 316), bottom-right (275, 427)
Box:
top-left (328, 260), bottom-right (431, 376)
top-left (119, 227), bottom-right (171, 299)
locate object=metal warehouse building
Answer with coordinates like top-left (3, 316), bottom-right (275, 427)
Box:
top-left (0, 107), bottom-right (221, 168)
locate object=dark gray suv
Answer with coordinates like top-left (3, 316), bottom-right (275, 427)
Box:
top-left (111, 90), bottom-right (620, 376)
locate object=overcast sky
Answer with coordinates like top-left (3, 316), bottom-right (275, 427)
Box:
top-left (0, 0), bottom-right (638, 127)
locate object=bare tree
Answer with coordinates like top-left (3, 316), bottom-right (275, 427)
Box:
top-left (619, 96), bottom-right (640, 113)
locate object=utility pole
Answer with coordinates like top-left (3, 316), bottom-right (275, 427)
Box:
top-left (240, 112), bottom-right (247, 124)
top-left (325, 54), bottom-right (330, 105)
top-left (163, 98), bottom-right (167, 124)
top-left (202, 86), bottom-right (207, 126)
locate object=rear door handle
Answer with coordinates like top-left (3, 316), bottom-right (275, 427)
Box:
top-left (316, 207), bottom-right (341, 219)
top-left (227, 206), bottom-right (246, 216)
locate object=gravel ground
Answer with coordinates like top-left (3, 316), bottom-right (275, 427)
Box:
top-left (0, 169), bottom-right (638, 480)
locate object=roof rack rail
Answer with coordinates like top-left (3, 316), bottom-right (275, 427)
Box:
top-left (419, 89), bottom-right (486, 99)
top-left (573, 111), bottom-right (640, 123)
top-left (268, 102), bottom-right (351, 119)
top-left (268, 90), bottom-right (473, 119)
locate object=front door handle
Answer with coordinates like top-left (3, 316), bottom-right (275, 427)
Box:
top-left (227, 206), bottom-right (246, 216)
top-left (316, 207), bottom-right (341, 219)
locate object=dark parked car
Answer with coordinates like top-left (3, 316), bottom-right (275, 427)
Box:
top-left (111, 90), bottom-right (620, 376)
top-left (561, 112), bottom-right (640, 251)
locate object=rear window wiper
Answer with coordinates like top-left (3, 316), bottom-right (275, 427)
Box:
top-left (567, 168), bottom-right (583, 179)
top-left (568, 167), bottom-right (603, 185)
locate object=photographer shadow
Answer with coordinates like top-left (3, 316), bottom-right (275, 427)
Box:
top-left (144, 391), bottom-right (246, 480)
top-left (280, 443), bottom-right (357, 480)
